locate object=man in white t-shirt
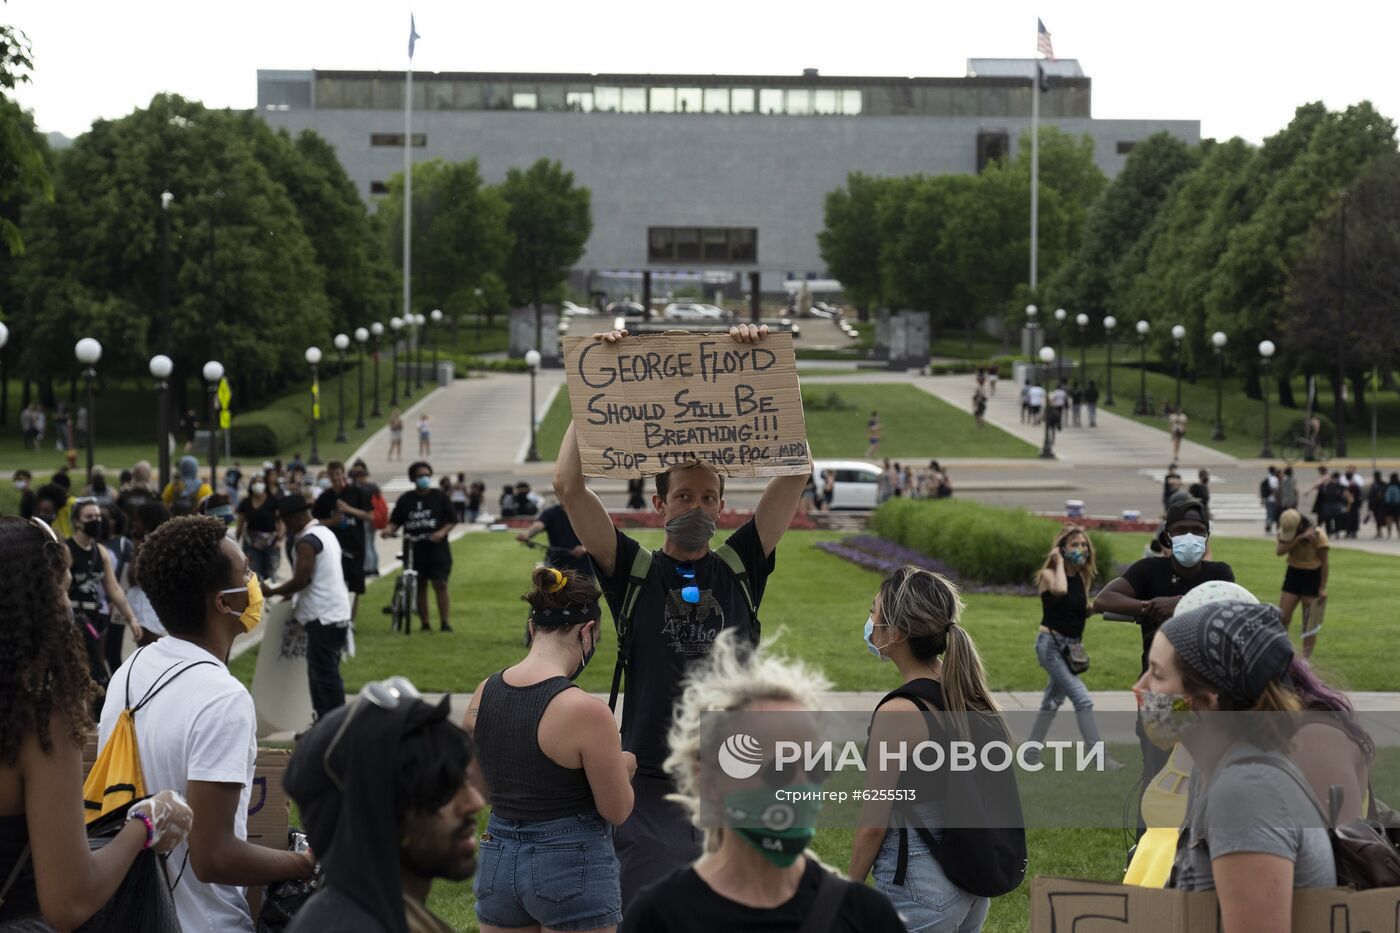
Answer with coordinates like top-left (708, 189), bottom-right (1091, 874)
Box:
top-left (1027, 383), bottom-right (1046, 425)
top-left (266, 495), bottom-right (352, 720)
top-left (100, 515), bottom-right (314, 932)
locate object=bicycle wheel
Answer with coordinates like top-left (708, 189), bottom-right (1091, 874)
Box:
top-left (1281, 442), bottom-right (1302, 465)
top-left (388, 577), bottom-right (405, 632)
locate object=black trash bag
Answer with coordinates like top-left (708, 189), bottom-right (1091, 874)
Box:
top-left (75, 800), bottom-right (180, 933)
top-left (256, 832), bottom-right (320, 933)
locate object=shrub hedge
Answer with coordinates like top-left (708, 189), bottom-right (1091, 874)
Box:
top-left (869, 497), bottom-right (1117, 586)
top-left (228, 409), bottom-right (306, 457)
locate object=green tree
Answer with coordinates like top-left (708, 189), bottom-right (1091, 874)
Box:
top-left (0, 18), bottom-right (52, 256)
top-left (9, 94), bottom-right (331, 407)
top-left (498, 158), bottom-right (591, 344)
top-left (876, 174), bottom-right (975, 338)
top-left (818, 172), bottom-right (893, 317)
top-left (382, 157), bottom-right (512, 324)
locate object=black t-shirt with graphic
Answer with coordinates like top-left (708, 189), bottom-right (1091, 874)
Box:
top-left (390, 488), bottom-right (455, 562)
top-left (237, 494), bottom-right (280, 536)
top-left (622, 859), bottom-right (906, 933)
top-left (598, 519), bottom-right (772, 777)
top-left (1121, 556), bottom-right (1235, 672)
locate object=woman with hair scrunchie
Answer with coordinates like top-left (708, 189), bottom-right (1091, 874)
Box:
top-left (463, 566), bottom-right (636, 933)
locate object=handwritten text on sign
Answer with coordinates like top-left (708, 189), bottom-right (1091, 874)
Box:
top-left (562, 333), bottom-right (810, 479)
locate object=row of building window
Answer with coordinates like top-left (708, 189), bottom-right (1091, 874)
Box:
top-left (648, 227), bottom-right (757, 263)
top-left (370, 133), bottom-right (427, 147)
top-left (314, 77), bottom-right (1089, 118)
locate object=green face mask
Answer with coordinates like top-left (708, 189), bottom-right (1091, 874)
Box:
top-left (722, 785), bottom-right (823, 868)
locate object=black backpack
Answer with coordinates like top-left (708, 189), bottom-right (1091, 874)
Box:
top-left (876, 679), bottom-right (1028, 899)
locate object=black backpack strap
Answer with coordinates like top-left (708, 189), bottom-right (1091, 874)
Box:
top-left (878, 686), bottom-right (950, 887)
top-left (795, 869), bottom-right (848, 933)
top-left (0, 844), bottom-right (31, 910)
top-left (608, 545), bottom-right (652, 713)
top-left (131, 654), bottom-right (220, 714)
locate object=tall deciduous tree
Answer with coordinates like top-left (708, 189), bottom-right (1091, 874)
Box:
top-left (498, 158), bottom-right (591, 327)
top-left (818, 172), bottom-right (893, 318)
top-left (0, 18), bottom-right (51, 256)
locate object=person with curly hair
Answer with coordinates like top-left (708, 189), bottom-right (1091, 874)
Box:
top-left (0, 516), bottom-right (193, 930)
top-left (100, 515), bottom-right (314, 931)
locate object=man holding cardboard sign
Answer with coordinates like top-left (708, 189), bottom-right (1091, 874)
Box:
top-left (554, 324), bottom-right (810, 908)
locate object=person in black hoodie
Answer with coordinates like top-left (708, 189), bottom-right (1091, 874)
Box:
top-left (285, 679), bottom-right (484, 933)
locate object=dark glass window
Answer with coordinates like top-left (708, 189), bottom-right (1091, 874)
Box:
top-left (647, 227), bottom-right (758, 263)
top-left (649, 228), bottom-right (674, 261)
top-left (371, 133), bottom-right (427, 147)
top-left (977, 130), bottom-right (1009, 172)
top-left (1116, 140), bottom-right (1137, 154)
top-left (675, 228), bottom-right (701, 260)
top-left (369, 181), bottom-right (390, 195)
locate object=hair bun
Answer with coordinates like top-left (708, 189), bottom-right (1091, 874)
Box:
top-left (546, 568), bottom-right (567, 593)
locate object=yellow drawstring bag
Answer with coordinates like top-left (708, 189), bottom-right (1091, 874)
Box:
top-left (1122, 743), bottom-right (1194, 887)
top-left (83, 647), bottom-right (216, 822)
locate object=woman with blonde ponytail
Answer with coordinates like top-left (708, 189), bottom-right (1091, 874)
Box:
top-left (849, 566), bottom-right (1025, 933)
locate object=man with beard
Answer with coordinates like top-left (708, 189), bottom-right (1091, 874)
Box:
top-left (285, 680), bottom-right (484, 933)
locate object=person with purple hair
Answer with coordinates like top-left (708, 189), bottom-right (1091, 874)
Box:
top-left (1286, 657), bottom-right (1373, 824)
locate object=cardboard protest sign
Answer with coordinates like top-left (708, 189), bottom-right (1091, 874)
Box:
top-left (250, 599), bottom-right (315, 738)
top-left (1030, 876), bottom-right (1400, 932)
top-left (562, 332), bottom-right (810, 479)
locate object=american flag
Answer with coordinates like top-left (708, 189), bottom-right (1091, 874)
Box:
top-left (408, 13), bottom-right (421, 59)
top-left (1037, 19), bottom-right (1056, 61)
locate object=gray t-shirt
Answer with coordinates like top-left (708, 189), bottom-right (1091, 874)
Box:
top-left (1172, 743), bottom-right (1336, 891)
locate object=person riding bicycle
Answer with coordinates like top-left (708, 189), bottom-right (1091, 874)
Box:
top-left (381, 462), bottom-right (456, 633)
top-left (516, 503), bottom-right (590, 576)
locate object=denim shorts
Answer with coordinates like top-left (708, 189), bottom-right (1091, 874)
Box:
top-left (872, 827), bottom-right (990, 933)
top-left (473, 810), bottom-right (621, 932)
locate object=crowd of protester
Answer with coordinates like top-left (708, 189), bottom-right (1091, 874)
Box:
top-left (0, 324), bottom-right (1383, 933)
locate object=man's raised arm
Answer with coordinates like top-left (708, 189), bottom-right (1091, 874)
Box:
top-left (554, 422), bottom-right (619, 577)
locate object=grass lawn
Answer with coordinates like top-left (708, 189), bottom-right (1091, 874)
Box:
top-left (530, 383), bottom-right (1040, 463)
top-left (238, 528), bottom-right (1399, 931)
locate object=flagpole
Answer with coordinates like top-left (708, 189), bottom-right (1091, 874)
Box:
top-left (1029, 60), bottom-right (1039, 292)
top-left (402, 46), bottom-right (414, 387)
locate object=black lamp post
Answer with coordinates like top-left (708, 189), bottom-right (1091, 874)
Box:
top-left (202, 360), bottom-right (224, 487)
top-left (333, 333), bottom-right (350, 443)
top-left (75, 338), bottom-right (102, 485)
top-left (354, 327), bottom-right (369, 429)
top-left (1134, 320), bottom-right (1151, 415)
top-left (1259, 340), bottom-right (1276, 458)
top-left (150, 354), bottom-right (173, 489)
top-left (306, 346), bottom-right (323, 465)
top-left (1171, 324), bottom-right (1186, 411)
top-left (1103, 315), bottom-right (1117, 406)
top-left (370, 322), bottom-right (384, 417)
top-left (524, 349), bottom-right (541, 462)
top-left (1053, 307), bottom-right (1067, 382)
top-left (1024, 303), bottom-right (1040, 360)
top-left (413, 313), bottom-right (425, 391)
top-left (389, 317), bottom-right (403, 407)
top-left (1038, 346), bottom-right (1056, 459)
top-left (1211, 331), bottom-right (1227, 441)
top-left (430, 308), bottom-right (442, 382)
top-left (1075, 312), bottom-right (1088, 381)
top-left (0, 322), bottom-right (10, 427)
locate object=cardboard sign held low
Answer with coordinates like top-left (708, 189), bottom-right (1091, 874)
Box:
top-left (562, 332), bottom-right (810, 479)
top-left (1030, 876), bottom-right (1400, 932)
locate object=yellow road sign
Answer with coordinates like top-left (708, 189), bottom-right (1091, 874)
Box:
top-left (217, 377), bottom-right (232, 408)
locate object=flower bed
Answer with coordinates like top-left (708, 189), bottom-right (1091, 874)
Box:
top-left (815, 535), bottom-right (1038, 596)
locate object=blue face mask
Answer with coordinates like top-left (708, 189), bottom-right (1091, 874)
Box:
top-left (415, 476), bottom-right (432, 490)
top-left (1064, 548), bottom-right (1087, 567)
top-left (1170, 533), bottom-right (1207, 567)
top-left (863, 616), bottom-right (889, 661)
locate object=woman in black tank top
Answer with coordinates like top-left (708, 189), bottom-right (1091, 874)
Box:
top-left (1025, 526), bottom-right (1123, 770)
top-left (463, 566), bottom-right (634, 933)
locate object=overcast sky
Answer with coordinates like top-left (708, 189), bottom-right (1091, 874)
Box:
top-left (7, 0), bottom-right (1399, 145)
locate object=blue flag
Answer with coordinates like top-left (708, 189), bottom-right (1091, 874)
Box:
top-left (408, 13), bottom-right (420, 59)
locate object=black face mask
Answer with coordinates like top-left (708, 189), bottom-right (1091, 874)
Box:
top-left (82, 519), bottom-right (103, 539)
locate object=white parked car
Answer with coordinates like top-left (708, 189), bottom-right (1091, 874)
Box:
top-left (662, 302), bottom-right (723, 322)
top-left (561, 301), bottom-right (593, 316)
top-left (812, 459), bottom-right (883, 510)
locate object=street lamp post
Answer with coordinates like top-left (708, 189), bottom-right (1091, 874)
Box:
top-left (413, 313), bottom-right (425, 391)
top-left (1134, 320), bottom-right (1151, 415)
top-left (370, 322), bottom-right (384, 417)
top-left (1037, 346), bottom-right (1056, 459)
top-left (1024, 304), bottom-right (1039, 359)
top-left (389, 317), bottom-right (403, 406)
top-left (354, 327), bottom-right (369, 429)
top-left (1211, 332), bottom-right (1227, 440)
top-left (305, 347), bottom-right (323, 465)
top-left (1075, 313), bottom-right (1089, 382)
top-left (202, 360), bottom-right (224, 488)
top-left (1259, 340), bottom-right (1276, 458)
top-left (430, 308), bottom-right (443, 381)
top-left (524, 349), bottom-right (541, 462)
top-left (150, 355), bottom-right (173, 489)
top-left (333, 333), bottom-right (350, 443)
top-left (1053, 308), bottom-right (1067, 382)
top-left (1171, 324), bottom-right (1186, 410)
top-left (1103, 316), bottom-right (1117, 406)
top-left (75, 338), bottom-right (102, 485)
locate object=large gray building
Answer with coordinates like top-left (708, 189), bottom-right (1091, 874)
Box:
top-left (256, 62), bottom-right (1198, 298)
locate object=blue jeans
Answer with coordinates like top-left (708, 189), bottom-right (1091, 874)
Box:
top-left (1029, 631), bottom-right (1104, 748)
top-left (362, 524), bottom-right (379, 576)
top-left (474, 811), bottom-right (621, 932)
top-left (872, 828), bottom-right (989, 932)
top-left (244, 543), bottom-right (280, 583)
